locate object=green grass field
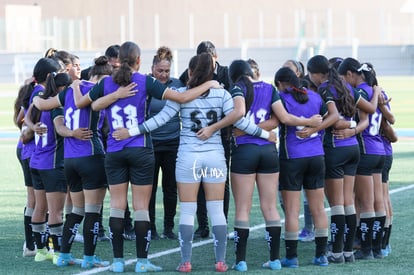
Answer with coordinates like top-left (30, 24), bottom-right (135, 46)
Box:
top-left (0, 77), bottom-right (413, 274)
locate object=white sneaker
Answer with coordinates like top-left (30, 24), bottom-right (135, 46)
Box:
top-left (74, 233), bottom-right (84, 243)
top-left (22, 241), bottom-right (37, 257)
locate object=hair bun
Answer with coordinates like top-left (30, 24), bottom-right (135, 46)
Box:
top-left (156, 46), bottom-right (173, 61)
top-left (95, 56), bottom-right (109, 66)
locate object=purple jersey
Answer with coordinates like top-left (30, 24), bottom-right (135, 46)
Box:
top-left (321, 82), bottom-right (359, 148)
top-left (21, 84), bottom-right (45, 160)
top-left (89, 73), bottom-right (165, 153)
top-left (233, 81), bottom-right (278, 146)
top-left (356, 82), bottom-right (385, 155)
top-left (29, 109), bottom-right (64, 169)
top-left (58, 81), bottom-right (105, 158)
top-left (279, 88), bottom-right (326, 159)
top-left (380, 91), bottom-right (393, 156)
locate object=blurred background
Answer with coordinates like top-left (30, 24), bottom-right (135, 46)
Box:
top-left (0, 0), bottom-right (414, 83)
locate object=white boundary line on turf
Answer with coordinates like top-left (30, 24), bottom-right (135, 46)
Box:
top-left (75, 183), bottom-right (414, 275)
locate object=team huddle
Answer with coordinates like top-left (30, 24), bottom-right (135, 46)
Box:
top-left (14, 40), bottom-right (396, 273)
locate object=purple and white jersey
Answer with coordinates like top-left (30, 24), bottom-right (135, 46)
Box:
top-left (232, 81), bottom-right (278, 146)
top-left (29, 109), bottom-right (64, 169)
top-left (279, 88), bottom-right (326, 159)
top-left (355, 82), bottom-right (385, 155)
top-left (58, 81), bottom-right (105, 158)
top-left (139, 87), bottom-right (233, 152)
top-left (380, 91), bottom-right (393, 156)
top-left (88, 73), bottom-right (165, 153)
top-left (321, 82), bottom-right (359, 148)
top-left (21, 84), bottom-right (45, 160)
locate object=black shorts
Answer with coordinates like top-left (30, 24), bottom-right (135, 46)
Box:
top-left (105, 147), bottom-right (154, 186)
top-left (279, 156), bottom-right (325, 191)
top-left (230, 143), bottom-right (279, 174)
top-left (324, 145), bottom-right (360, 179)
top-left (381, 155), bottom-right (393, 183)
top-left (356, 154), bottom-right (385, 175)
top-left (31, 167), bottom-right (68, 193)
top-left (64, 154), bottom-right (108, 192)
top-left (17, 148), bottom-right (33, 187)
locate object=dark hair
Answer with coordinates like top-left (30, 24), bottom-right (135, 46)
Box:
top-left (90, 56), bottom-right (113, 77)
top-left (33, 58), bottom-right (61, 83)
top-left (302, 74), bottom-right (317, 91)
top-left (275, 67), bottom-right (308, 104)
top-left (337, 57), bottom-right (376, 86)
top-left (187, 53), bottom-right (214, 88)
top-left (105, 45), bottom-right (120, 59)
top-left (31, 72), bottom-right (71, 124)
top-left (287, 59), bottom-right (305, 78)
top-left (152, 46), bottom-right (173, 66)
top-left (54, 50), bottom-right (73, 66)
top-left (196, 41), bottom-right (217, 57)
top-left (42, 72), bottom-right (72, 99)
top-left (328, 57), bottom-right (344, 70)
top-left (13, 84), bottom-right (33, 127)
top-left (308, 55), bottom-right (356, 117)
top-left (113, 41), bottom-right (141, 86)
top-left (229, 60), bottom-right (255, 111)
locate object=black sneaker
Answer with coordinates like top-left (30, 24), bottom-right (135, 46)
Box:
top-left (194, 227), bottom-right (209, 238)
top-left (373, 249), bottom-right (384, 259)
top-left (123, 228), bottom-right (136, 241)
top-left (354, 250), bottom-right (374, 260)
top-left (343, 253), bottom-right (355, 263)
top-left (151, 230), bottom-right (160, 240)
top-left (97, 230), bottom-right (110, 241)
top-left (161, 231), bottom-right (177, 240)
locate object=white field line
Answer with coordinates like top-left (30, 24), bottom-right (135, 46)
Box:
top-left (75, 183), bottom-right (414, 275)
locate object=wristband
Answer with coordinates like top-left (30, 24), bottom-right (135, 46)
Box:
top-left (259, 130), bottom-right (270, 140)
top-left (349, 120), bottom-right (357, 128)
top-left (128, 127), bottom-right (140, 137)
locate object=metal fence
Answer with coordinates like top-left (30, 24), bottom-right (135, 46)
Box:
top-left (1, 45), bottom-right (413, 85)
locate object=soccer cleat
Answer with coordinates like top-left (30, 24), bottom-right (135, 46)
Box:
top-left (135, 259), bottom-right (162, 273)
top-left (34, 247), bottom-right (54, 262)
top-left (354, 250), bottom-right (374, 260)
top-left (194, 227), bottom-right (209, 239)
top-left (281, 257), bottom-right (299, 268)
top-left (215, 261), bottom-right (228, 272)
top-left (232, 261), bottom-right (248, 272)
top-left (298, 228), bottom-right (314, 242)
top-left (176, 262), bottom-right (192, 273)
top-left (373, 249), bottom-right (384, 259)
top-left (55, 252), bottom-right (82, 266)
top-left (22, 241), bottom-right (37, 257)
top-left (81, 255), bottom-right (110, 268)
top-left (327, 252), bottom-right (345, 264)
top-left (161, 231), bottom-right (178, 240)
top-left (110, 258), bottom-right (125, 273)
top-left (343, 253), bottom-right (355, 263)
top-left (262, 259), bottom-right (282, 270)
top-left (312, 255), bottom-right (329, 266)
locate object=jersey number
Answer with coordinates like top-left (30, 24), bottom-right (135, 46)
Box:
top-left (190, 110), bottom-right (218, 133)
top-left (111, 104), bottom-right (138, 129)
top-left (65, 107), bottom-right (81, 130)
top-left (369, 112), bottom-right (382, 136)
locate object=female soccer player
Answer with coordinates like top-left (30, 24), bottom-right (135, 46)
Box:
top-left (24, 65), bottom-right (71, 263)
top-left (275, 67), bottom-right (329, 268)
top-left (337, 58), bottom-right (384, 260)
top-left (228, 61), bottom-right (322, 272)
top-left (72, 41), bottom-right (222, 273)
top-left (33, 56), bottom-right (113, 268)
top-left (306, 55), bottom-right (370, 263)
